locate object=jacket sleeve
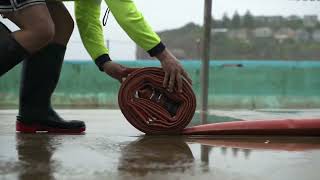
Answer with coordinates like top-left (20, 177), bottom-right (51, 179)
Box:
top-left (75, 0), bottom-right (109, 60)
top-left (105, 0), bottom-right (165, 56)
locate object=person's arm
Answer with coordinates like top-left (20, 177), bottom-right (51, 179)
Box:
top-left (75, 0), bottom-right (164, 69)
top-left (75, 0), bottom-right (137, 82)
top-left (105, 0), bottom-right (191, 91)
top-left (74, 0), bottom-right (111, 71)
top-left (75, 0), bottom-right (191, 90)
top-left (75, 0), bottom-right (163, 58)
top-left (105, 0), bottom-right (165, 57)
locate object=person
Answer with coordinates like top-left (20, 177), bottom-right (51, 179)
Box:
top-left (0, 0), bottom-right (190, 133)
top-left (0, 0), bottom-right (85, 133)
top-left (74, 0), bottom-right (192, 92)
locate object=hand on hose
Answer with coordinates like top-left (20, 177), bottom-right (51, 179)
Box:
top-left (156, 49), bottom-right (192, 93)
top-left (102, 61), bottom-right (138, 83)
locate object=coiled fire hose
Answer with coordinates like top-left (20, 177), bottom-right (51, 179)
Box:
top-left (119, 67), bottom-right (320, 136)
top-left (118, 67), bottom-right (196, 135)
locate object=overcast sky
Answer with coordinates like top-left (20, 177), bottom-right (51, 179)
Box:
top-left (2, 0), bottom-right (320, 60)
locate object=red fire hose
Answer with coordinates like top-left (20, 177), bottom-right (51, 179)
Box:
top-left (118, 67), bottom-right (196, 134)
top-left (119, 67), bottom-right (320, 136)
top-left (183, 119), bottom-right (320, 136)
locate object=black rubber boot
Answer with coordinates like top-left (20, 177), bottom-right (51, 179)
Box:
top-left (0, 22), bottom-right (29, 77)
top-left (17, 43), bottom-right (86, 133)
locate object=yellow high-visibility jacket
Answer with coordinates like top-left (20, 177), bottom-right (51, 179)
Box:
top-left (75, 0), bottom-right (165, 69)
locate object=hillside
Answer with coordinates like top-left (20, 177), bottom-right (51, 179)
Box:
top-left (136, 13), bottom-right (320, 60)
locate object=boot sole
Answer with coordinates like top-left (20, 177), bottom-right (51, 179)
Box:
top-left (16, 121), bottom-right (86, 134)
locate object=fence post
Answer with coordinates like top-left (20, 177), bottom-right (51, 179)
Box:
top-left (200, 0), bottom-right (212, 124)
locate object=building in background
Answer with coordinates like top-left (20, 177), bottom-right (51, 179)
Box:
top-left (253, 27), bottom-right (273, 38)
top-left (303, 15), bottom-right (318, 28)
top-left (312, 30), bottom-right (320, 42)
top-left (274, 28), bottom-right (295, 43)
top-left (294, 29), bottom-right (310, 42)
top-left (227, 28), bottom-right (249, 41)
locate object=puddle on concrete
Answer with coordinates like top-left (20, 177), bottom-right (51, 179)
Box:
top-left (256, 110), bottom-right (301, 114)
top-left (1, 110), bottom-right (320, 180)
top-left (190, 112), bottom-right (242, 126)
top-left (1, 134), bottom-right (320, 180)
top-left (189, 136), bottom-right (320, 180)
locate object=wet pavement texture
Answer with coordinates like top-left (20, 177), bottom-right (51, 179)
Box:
top-left (1, 109), bottom-right (320, 180)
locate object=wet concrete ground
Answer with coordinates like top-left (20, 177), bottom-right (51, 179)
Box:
top-left (1, 109), bottom-right (320, 180)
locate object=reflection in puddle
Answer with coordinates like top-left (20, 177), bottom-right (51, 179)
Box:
top-left (190, 136), bottom-right (320, 180)
top-left (1, 134), bottom-right (320, 180)
top-left (15, 134), bottom-right (56, 180)
top-left (189, 136), bottom-right (320, 152)
top-left (118, 136), bottom-right (195, 178)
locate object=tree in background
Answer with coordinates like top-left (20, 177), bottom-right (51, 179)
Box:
top-left (222, 13), bottom-right (231, 28)
top-left (136, 12), bottom-right (320, 60)
top-left (243, 11), bottom-right (255, 28)
top-left (231, 11), bottom-right (241, 29)
top-left (285, 16), bottom-right (304, 29)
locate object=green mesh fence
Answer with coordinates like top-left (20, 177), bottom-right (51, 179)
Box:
top-left (1, 60), bottom-right (320, 109)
